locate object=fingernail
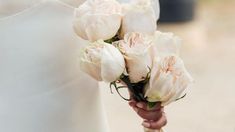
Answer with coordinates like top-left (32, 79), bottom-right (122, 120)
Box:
top-left (136, 103), bottom-right (144, 109)
top-left (133, 107), bottom-right (138, 113)
top-left (142, 122), bottom-right (150, 128)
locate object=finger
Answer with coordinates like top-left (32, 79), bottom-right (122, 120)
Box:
top-left (134, 107), bottom-right (163, 120)
top-left (129, 100), bottom-right (137, 107)
top-left (136, 102), bottom-right (162, 111)
top-left (143, 113), bottom-right (167, 130)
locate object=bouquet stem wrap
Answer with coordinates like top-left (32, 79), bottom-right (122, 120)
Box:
top-left (144, 127), bottom-right (164, 132)
top-left (120, 75), bottom-right (146, 102)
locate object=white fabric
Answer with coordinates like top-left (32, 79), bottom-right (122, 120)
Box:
top-left (0, 0), bottom-right (160, 18)
top-left (0, 0), bottom-right (109, 132)
top-left (61, 0), bottom-right (86, 7)
top-left (0, 0), bottom-right (86, 18)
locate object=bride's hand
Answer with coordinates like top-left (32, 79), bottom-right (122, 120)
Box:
top-left (129, 100), bottom-right (167, 130)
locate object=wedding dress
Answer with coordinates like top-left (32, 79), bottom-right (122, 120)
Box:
top-left (0, 0), bottom-right (109, 132)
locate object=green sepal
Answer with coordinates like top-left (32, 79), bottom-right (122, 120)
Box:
top-left (104, 35), bottom-right (119, 44)
top-left (147, 102), bottom-right (157, 109)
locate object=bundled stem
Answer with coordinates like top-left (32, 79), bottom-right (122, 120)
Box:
top-left (120, 75), bottom-right (146, 102)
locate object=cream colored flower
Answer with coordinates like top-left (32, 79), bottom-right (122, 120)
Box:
top-left (80, 40), bottom-right (125, 82)
top-left (129, 0), bottom-right (160, 19)
top-left (117, 32), bottom-right (153, 83)
top-left (120, 0), bottom-right (158, 38)
top-left (145, 55), bottom-right (193, 106)
top-left (73, 0), bottom-right (122, 42)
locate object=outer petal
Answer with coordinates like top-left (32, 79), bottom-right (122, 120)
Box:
top-left (145, 56), bottom-right (193, 105)
top-left (117, 32), bottom-right (154, 83)
top-left (150, 0), bottom-right (160, 20)
top-left (130, 0), bottom-right (160, 20)
top-left (145, 58), bottom-right (174, 102)
top-left (80, 59), bottom-right (102, 81)
top-left (85, 14), bottom-right (122, 41)
top-left (120, 1), bottom-right (157, 37)
top-left (126, 53), bottom-right (152, 83)
top-left (162, 62), bottom-right (194, 105)
top-left (73, 0), bottom-right (122, 41)
top-left (153, 31), bottom-right (181, 56)
top-left (101, 43), bottom-right (125, 82)
top-left (73, 14), bottom-right (89, 40)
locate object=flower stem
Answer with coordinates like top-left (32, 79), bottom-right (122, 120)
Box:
top-left (120, 75), bottom-right (146, 102)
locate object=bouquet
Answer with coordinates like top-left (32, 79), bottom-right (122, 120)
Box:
top-left (73, 0), bottom-right (194, 131)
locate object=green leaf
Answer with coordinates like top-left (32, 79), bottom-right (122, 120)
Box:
top-left (109, 81), bottom-right (117, 94)
top-left (175, 93), bottom-right (187, 101)
top-left (104, 35), bottom-right (120, 44)
top-left (147, 102), bottom-right (157, 109)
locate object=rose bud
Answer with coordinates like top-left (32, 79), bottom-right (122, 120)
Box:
top-left (73, 0), bottom-right (122, 42)
top-left (145, 55), bottom-right (194, 106)
top-left (80, 40), bottom-right (125, 82)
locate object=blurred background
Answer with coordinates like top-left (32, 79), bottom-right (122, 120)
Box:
top-left (100, 0), bottom-right (235, 131)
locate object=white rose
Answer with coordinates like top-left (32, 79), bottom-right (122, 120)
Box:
top-left (73, 0), bottom-right (122, 42)
top-left (153, 31), bottom-right (181, 56)
top-left (117, 32), bottom-right (153, 83)
top-left (80, 40), bottom-right (125, 82)
top-left (120, 0), bottom-right (158, 38)
top-left (130, 0), bottom-right (160, 19)
top-left (144, 55), bottom-right (194, 106)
